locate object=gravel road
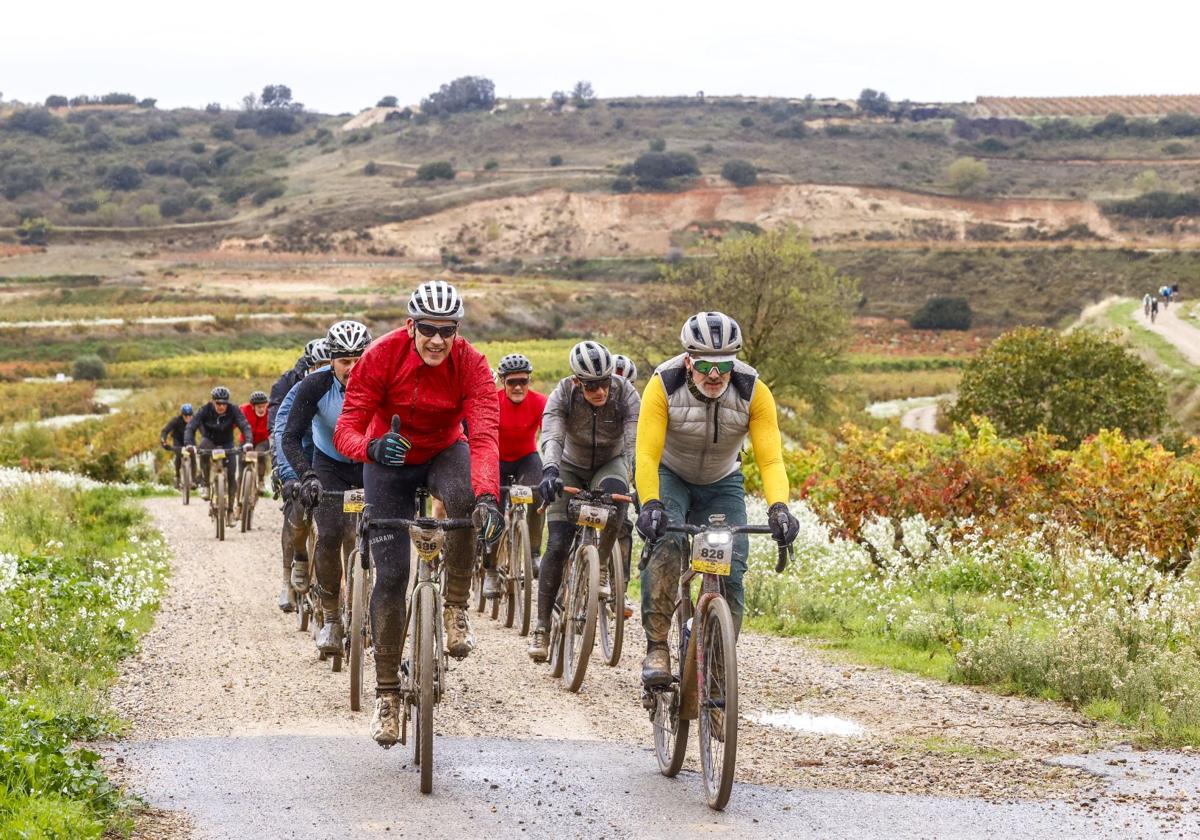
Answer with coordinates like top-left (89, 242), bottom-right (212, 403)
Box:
top-left (104, 496), bottom-right (1200, 838)
top-left (1139, 301), bottom-right (1200, 364)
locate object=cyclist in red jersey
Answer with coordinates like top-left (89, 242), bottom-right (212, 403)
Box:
top-left (239, 390), bottom-right (272, 489)
top-left (482, 353), bottom-right (548, 597)
top-left (334, 280), bottom-right (503, 747)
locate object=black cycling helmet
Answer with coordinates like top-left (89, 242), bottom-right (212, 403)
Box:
top-left (497, 353), bottom-right (533, 377)
top-left (249, 390), bottom-right (268, 405)
top-left (210, 386), bottom-right (231, 403)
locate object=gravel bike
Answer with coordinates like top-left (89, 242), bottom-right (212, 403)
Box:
top-left (237, 449), bottom-right (261, 533)
top-left (548, 486), bottom-right (631, 693)
top-left (337, 488), bottom-right (367, 701)
top-left (199, 447), bottom-right (241, 541)
top-left (496, 483), bottom-right (536, 635)
top-left (166, 445), bottom-right (199, 505)
top-left (360, 488), bottom-right (474, 794)
top-left (642, 514), bottom-right (789, 811)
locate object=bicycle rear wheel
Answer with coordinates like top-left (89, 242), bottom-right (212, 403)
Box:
top-left (415, 584), bottom-right (435, 794)
top-left (698, 597), bottom-right (739, 811)
top-left (214, 474), bottom-right (226, 541)
top-left (654, 604), bottom-right (690, 776)
top-left (562, 544), bottom-right (599, 693)
top-left (598, 543), bottom-right (625, 666)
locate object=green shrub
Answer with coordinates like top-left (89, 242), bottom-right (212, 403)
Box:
top-left (721, 159), bottom-right (757, 187)
top-left (16, 217), bottom-right (52, 246)
top-left (483, 159), bottom-right (499, 171)
top-left (416, 161), bottom-right (455, 181)
top-left (363, 161), bottom-right (379, 176)
top-left (548, 154), bottom-right (563, 167)
top-left (611, 177), bottom-right (633, 193)
top-left (71, 355), bottom-right (106, 381)
top-left (189, 141), bottom-right (206, 154)
top-left (103, 165), bottom-right (142, 191)
top-left (631, 151), bottom-right (699, 190)
top-left (1104, 191), bottom-right (1200, 219)
top-left (158, 196), bottom-right (187, 218)
top-left (910, 296), bottom-right (973, 330)
top-left (252, 184), bottom-right (285, 206)
top-left (210, 123), bottom-right (235, 141)
top-left (648, 137), bottom-right (666, 152)
top-left (739, 116), bottom-right (754, 128)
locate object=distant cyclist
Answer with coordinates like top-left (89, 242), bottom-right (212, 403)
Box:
top-left (240, 391), bottom-right (272, 490)
top-left (634, 312), bottom-right (799, 687)
top-left (160, 403), bottom-right (196, 490)
top-left (282, 320), bottom-right (372, 656)
top-left (1143, 294), bottom-right (1153, 317)
top-left (184, 386), bottom-right (253, 511)
top-left (483, 352), bottom-right (548, 596)
top-left (1151, 297), bottom-right (1160, 323)
top-left (527, 341), bottom-right (640, 662)
top-left (334, 280), bottom-right (502, 747)
top-left (274, 340), bottom-right (332, 612)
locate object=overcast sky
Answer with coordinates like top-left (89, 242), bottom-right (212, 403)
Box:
top-left (2, 0), bottom-right (1196, 113)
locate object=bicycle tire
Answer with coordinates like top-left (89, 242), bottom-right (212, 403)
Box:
top-left (654, 605), bottom-right (690, 776)
top-left (240, 473), bottom-right (254, 532)
top-left (215, 473), bottom-right (225, 541)
top-left (514, 520), bottom-right (532, 636)
top-left (349, 555), bottom-right (367, 711)
top-left (416, 583), bottom-right (435, 794)
top-left (599, 542), bottom-right (625, 666)
top-left (181, 459), bottom-right (191, 506)
top-left (562, 544), bottom-right (599, 693)
top-left (473, 559), bottom-right (486, 614)
top-left (548, 614), bottom-right (565, 678)
top-left (698, 597), bottom-right (738, 811)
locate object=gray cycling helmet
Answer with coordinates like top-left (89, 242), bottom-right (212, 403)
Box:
top-left (210, 385), bottom-right (231, 403)
top-left (326, 319), bottom-right (372, 358)
top-left (249, 390), bottom-right (268, 404)
top-left (569, 340), bottom-right (614, 381)
top-left (613, 354), bottom-right (637, 383)
top-left (408, 280), bottom-right (465, 322)
top-left (680, 311), bottom-right (742, 358)
top-left (497, 353), bottom-right (533, 377)
top-left (303, 338), bottom-right (330, 367)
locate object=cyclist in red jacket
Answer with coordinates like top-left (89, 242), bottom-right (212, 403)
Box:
top-left (334, 280), bottom-right (503, 748)
top-left (481, 353), bottom-right (548, 598)
top-left (239, 391), bottom-right (272, 489)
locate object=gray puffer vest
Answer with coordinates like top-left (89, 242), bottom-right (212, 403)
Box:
top-left (540, 376), bottom-right (640, 475)
top-left (655, 352), bottom-right (758, 486)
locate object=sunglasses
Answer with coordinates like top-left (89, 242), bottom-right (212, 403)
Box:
top-left (415, 322), bottom-right (458, 339)
top-left (692, 359), bottom-right (734, 376)
top-left (579, 378), bottom-right (610, 392)
top-left (504, 377), bottom-right (530, 388)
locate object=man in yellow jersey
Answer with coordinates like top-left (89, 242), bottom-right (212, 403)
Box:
top-left (634, 311), bottom-right (799, 686)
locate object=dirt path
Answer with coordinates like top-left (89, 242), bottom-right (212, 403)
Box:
top-left (104, 497), bottom-right (1200, 837)
top-left (900, 403), bottom-right (940, 433)
top-left (1138, 301), bottom-right (1200, 364)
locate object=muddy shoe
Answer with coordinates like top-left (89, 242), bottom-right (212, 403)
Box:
top-left (641, 646), bottom-right (671, 688)
top-left (290, 558), bottom-right (310, 592)
top-left (278, 585), bottom-right (296, 613)
top-left (623, 596), bottom-right (635, 620)
top-left (316, 620), bottom-right (344, 655)
top-left (598, 561), bottom-right (611, 600)
top-left (482, 568), bottom-right (501, 599)
top-left (443, 605), bottom-right (475, 659)
top-left (527, 625), bottom-right (549, 662)
top-left (371, 692), bottom-right (400, 748)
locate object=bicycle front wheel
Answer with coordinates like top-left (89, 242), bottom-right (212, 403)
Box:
top-left (512, 519), bottom-right (532, 636)
top-left (698, 597), bottom-right (739, 811)
top-left (240, 473), bottom-right (255, 532)
top-left (215, 474), bottom-right (226, 541)
top-left (181, 459), bottom-right (191, 506)
top-left (598, 542), bottom-right (625, 666)
top-left (415, 584), bottom-right (435, 794)
top-left (562, 544), bottom-right (599, 693)
top-left (348, 551), bottom-right (365, 710)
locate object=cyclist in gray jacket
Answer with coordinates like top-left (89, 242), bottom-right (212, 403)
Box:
top-left (527, 340), bottom-right (640, 661)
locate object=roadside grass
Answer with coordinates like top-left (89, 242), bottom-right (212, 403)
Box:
top-left (0, 480), bottom-right (167, 836)
top-left (742, 497), bottom-right (1200, 748)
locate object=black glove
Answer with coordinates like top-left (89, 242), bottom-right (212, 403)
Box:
top-left (367, 414), bottom-right (411, 467)
top-left (300, 471), bottom-right (323, 508)
top-left (636, 499), bottom-right (667, 541)
top-left (538, 465), bottom-right (563, 506)
top-left (161, 439), bottom-right (171, 451)
top-left (473, 494), bottom-right (504, 548)
top-left (282, 479), bottom-right (298, 501)
top-left (768, 502), bottom-right (800, 548)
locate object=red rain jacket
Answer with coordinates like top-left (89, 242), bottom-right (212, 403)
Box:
top-left (240, 403), bottom-right (272, 445)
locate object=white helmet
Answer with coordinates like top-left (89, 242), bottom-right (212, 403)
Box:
top-left (326, 320), bottom-right (372, 358)
top-left (408, 280), bottom-right (464, 321)
top-left (569, 340), bottom-right (614, 381)
top-left (613, 354), bottom-right (637, 383)
top-left (680, 311), bottom-right (742, 358)
top-left (304, 338), bottom-right (330, 366)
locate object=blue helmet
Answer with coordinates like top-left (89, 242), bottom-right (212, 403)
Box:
top-left (181, 403), bottom-right (194, 415)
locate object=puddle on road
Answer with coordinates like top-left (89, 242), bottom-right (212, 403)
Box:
top-left (750, 710), bottom-right (866, 737)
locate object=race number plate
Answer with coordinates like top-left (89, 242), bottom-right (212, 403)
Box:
top-left (510, 485), bottom-right (534, 505)
top-left (410, 527), bottom-right (444, 559)
top-left (244, 450), bottom-right (258, 462)
top-left (690, 533), bottom-right (733, 576)
top-left (577, 503), bottom-right (610, 529)
top-left (343, 489), bottom-right (365, 513)
top-left (212, 449), bottom-right (226, 461)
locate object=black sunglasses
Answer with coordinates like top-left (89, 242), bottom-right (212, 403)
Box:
top-left (579, 378), bottom-right (609, 392)
top-left (504, 377), bottom-right (530, 387)
top-left (415, 322), bottom-right (458, 339)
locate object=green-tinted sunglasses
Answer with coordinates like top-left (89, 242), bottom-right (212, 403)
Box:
top-left (692, 359), bottom-right (734, 376)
